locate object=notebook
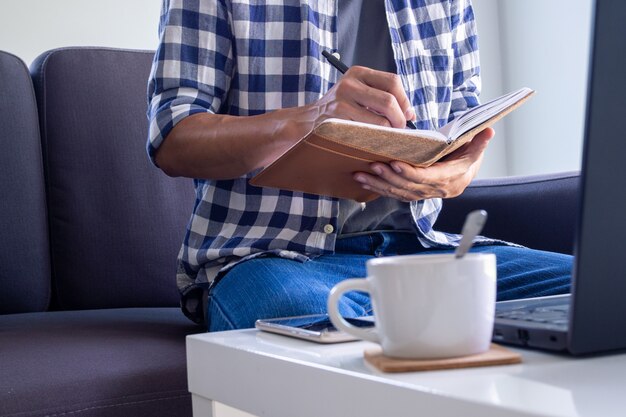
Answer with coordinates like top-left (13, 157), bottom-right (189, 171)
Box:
top-left (250, 88), bottom-right (534, 202)
top-left (492, 0), bottom-right (626, 355)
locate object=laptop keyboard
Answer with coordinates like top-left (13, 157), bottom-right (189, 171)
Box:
top-left (496, 303), bottom-right (570, 326)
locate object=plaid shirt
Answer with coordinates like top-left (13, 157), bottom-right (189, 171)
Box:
top-left (148, 0), bottom-right (487, 322)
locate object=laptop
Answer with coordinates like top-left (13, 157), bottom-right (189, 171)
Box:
top-left (492, 0), bottom-right (626, 355)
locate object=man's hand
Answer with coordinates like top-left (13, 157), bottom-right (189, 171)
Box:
top-left (303, 66), bottom-right (416, 129)
top-left (353, 128), bottom-right (495, 202)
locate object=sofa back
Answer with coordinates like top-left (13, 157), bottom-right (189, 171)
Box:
top-left (0, 51), bottom-right (51, 313)
top-left (436, 172), bottom-right (579, 255)
top-left (30, 47), bottom-right (194, 310)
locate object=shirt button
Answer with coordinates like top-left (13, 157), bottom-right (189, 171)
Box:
top-left (323, 224), bottom-right (334, 234)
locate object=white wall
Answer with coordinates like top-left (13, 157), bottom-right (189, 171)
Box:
top-left (1, 0), bottom-right (592, 178)
top-left (472, 0), bottom-right (508, 178)
top-left (0, 0), bottom-right (161, 65)
top-left (498, 0), bottom-right (593, 177)
top-left (473, 0), bottom-right (593, 177)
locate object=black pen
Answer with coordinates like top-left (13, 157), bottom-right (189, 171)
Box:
top-left (322, 50), bottom-right (418, 130)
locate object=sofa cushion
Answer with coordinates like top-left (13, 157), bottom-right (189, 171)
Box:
top-left (0, 50), bottom-right (50, 313)
top-left (30, 47), bottom-right (194, 309)
top-left (0, 308), bottom-right (202, 417)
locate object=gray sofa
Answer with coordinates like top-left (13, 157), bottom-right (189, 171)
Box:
top-left (0, 47), bottom-right (579, 417)
top-left (1, 48), bottom-right (199, 417)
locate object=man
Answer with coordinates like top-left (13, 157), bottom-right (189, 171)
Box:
top-left (147, 0), bottom-right (571, 331)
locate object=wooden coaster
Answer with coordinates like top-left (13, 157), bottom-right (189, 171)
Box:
top-left (364, 344), bottom-right (522, 373)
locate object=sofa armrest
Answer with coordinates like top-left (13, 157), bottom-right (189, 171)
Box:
top-left (435, 171), bottom-right (580, 254)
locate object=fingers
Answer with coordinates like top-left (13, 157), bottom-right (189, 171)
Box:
top-left (438, 127), bottom-right (494, 164)
top-left (317, 94), bottom-right (400, 127)
top-left (476, 127), bottom-right (496, 140)
top-left (350, 66), bottom-right (416, 123)
top-left (355, 164), bottom-right (452, 201)
top-left (353, 128), bottom-right (495, 201)
top-left (334, 66), bottom-right (415, 128)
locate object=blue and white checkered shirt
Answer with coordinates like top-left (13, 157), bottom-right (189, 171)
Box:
top-left (148, 0), bottom-right (485, 322)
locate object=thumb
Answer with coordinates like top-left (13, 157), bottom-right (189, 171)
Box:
top-left (473, 127), bottom-right (495, 143)
top-left (468, 127), bottom-right (494, 152)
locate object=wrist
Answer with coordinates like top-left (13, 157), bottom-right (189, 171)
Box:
top-left (273, 105), bottom-right (316, 143)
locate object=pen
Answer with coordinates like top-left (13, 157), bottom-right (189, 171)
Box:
top-left (322, 50), bottom-right (417, 130)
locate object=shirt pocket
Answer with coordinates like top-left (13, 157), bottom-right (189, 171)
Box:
top-left (412, 48), bottom-right (454, 130)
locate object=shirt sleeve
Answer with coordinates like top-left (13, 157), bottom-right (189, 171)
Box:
top-left (146, 0), bottom-right (235, 164)
top-left (448, 0), bottom-right (481, 123)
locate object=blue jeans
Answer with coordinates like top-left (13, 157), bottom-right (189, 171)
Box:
top-left (207, 232), bottom-right (572, 332)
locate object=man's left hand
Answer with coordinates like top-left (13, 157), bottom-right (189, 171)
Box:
top-left (353, 128), bottom-right (495, 202)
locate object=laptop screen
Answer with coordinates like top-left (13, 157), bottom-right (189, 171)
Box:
top-left (569, 0), bottom-right (626, 354)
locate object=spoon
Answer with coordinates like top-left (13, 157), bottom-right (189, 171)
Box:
top-left (455, 210), bottom-right (488, 259)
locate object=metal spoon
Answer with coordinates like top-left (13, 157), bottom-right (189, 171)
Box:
top-left (455, 210), bottom-right (488, 259)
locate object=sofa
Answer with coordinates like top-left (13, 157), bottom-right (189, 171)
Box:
top-left (0, 46), bottom-right (580, 417)
top-left (0, 47), bottom-right (200, 417)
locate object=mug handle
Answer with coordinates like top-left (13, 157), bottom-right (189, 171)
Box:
top-left (327, 278), bottom-right (380, 343)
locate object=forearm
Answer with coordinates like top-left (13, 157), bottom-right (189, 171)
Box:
top-left (155, 106), bottom-right (315, 180)
top-left (155, 65), bottom-right (415, 180)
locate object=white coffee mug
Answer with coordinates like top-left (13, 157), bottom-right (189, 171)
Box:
top-left (327, 253), bottom-right (496, 359)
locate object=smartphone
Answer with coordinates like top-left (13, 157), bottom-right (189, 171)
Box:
top-left (255, 313), bottom-right (375, 344)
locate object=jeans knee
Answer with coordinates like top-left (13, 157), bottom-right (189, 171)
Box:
top-left (206, 257), bottom-right (372, 331)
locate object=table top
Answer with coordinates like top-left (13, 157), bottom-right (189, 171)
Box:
top-left (187, 329), bottom-right (626, 417)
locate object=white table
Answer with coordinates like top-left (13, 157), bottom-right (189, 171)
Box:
top-left (187, 329), bottom-right (626, 417)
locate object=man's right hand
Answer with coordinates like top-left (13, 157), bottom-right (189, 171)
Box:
top-left (303, 66), bottom-right (416, 129)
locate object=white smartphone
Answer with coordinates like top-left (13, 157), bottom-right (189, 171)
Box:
top-left (255, 313), bottom-right (375, 344)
